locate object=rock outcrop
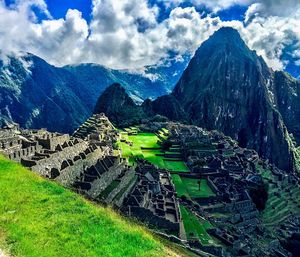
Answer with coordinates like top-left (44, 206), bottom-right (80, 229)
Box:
top-left (273, 71), bottom-right (300, 145)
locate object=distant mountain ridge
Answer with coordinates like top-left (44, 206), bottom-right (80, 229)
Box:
top-left (95, 28), bottom-right (300, 172)
top-left (0, 54), bottom-right (182, 133)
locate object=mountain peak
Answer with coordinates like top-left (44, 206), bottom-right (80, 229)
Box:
top-left (201, 27), bottom-right (251, 55)
top-left (173, 26), bottom-right (264, 88)
top-left (104, 82), bottom-right (124, 93)
top-left (212, 27), bottom-right (241, 39)
top-left (93, 83), bottom-right (146, 127)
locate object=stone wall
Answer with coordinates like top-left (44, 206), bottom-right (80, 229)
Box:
top-left (56, 147), bottom-right (105, 186)
top-left (30, 141), bottom-right (89, 177)
top-left (207, 176), bottom-right (219, 194)
top-left (7, 144), bottom-right (42, 162)
top-left (106, 169), bottom-right (136, 205)
top-left (87, 159), bottom-right (126, 199)
top-left (37, 134), bottom-right (70, 150)
top-left (130, 206), bottom-right (180, 234)
top-left (0, 136), bottom-right (21, 149)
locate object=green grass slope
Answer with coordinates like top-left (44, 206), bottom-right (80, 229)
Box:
top-left (0, 156), bottom-right (183, 257)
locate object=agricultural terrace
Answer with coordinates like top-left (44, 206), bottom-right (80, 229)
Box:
top-left (259, 167), bottom-right (300, 226)
top-left (117, 128), bottom-right (189, 172)
top-left (180, 205), bottom-right (215, 246)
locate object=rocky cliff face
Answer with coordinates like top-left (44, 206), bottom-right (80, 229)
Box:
top-left (273, 71), bottom-right (300, 145)
top-left (94, 83), bottom-right (146, 127)
top-left (152, 27), bottom-right (299, 171)
top-left (142, 95), bottom-right (188, 122)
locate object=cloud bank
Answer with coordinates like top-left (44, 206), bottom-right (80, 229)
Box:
top-left (0, 0), bottom-right (299, 72)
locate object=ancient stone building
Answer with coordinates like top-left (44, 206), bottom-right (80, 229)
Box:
top-left (122, 160), bottom-right (182, 236)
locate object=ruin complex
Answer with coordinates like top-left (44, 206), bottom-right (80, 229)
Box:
top-left (1, 115), bottom-right (299, 256)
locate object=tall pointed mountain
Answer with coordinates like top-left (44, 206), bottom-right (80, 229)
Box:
top-left (148, 27), bottom-right (299, 171)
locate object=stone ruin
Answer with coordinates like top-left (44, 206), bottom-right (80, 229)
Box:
top-left (162, 123), bottom-right (300, 256)
top-left (0, 116), bottom-right (134, 209)
top-left (73, 113), bottom-right (119, 144)
top-left (122, 160), bottom-right (182, 237)
top-left (1, 117), bottom-right (299, 257)
top-left (0, 116), bottom-right (183, 242)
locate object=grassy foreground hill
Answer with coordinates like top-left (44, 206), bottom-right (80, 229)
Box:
top-left (0, 156), bottom-right (185, 257)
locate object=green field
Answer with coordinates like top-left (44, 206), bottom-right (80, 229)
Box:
top-left (262, 180), bottom-right (300, 226)
top-left (0, 156), bottom-right (183, 257)
top-left (164, 161), bottom-right (189, 172)
top-left (170, 174), bottom-right (190, 199)
top-left (182, 178), bottom-right (216, 198)
top-left (118, 131), bottom-right (189, 172)
top-left (180, 205), bottom-right (214, 246)
top-left (171, 175), bottom-right (215, 199)
top-left (254, 163), bottom-right (300, 226)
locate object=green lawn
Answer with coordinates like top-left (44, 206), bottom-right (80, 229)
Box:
top-left (164, 161), bottom-right (189, 172)
top-left (170, 175), bottom-right (190, 199)
top-left (142, 150), bottom-right (165, 167)
top-left (118, 131), bottom-right (189, 173)
top-left (129, 133), bottom-right (161, 149)
top-left (171, 176), bottom-right (215, 199)
top-left (180, 205), bottom-right (214, 246)
top-left (117, 133), bottom-right (160, 158)
top-left (0, 156), bottom-right (182, 257)
top-left (181, 178), bottom-right (216, 198)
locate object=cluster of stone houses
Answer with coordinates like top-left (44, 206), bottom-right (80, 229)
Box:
top-left (164, 123), bottom-right (299, 256)
top-left (122, 160), bottom-right (182, 237)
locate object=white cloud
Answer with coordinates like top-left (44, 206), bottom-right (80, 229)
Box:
top-left (240, 4), bottom-right (300, 70)
top-left (159, 0), bottom-right (253, 12)
top-left (256, 0), bottom-right (300, 17)
top-left (160, 0), bottom-right (300, 15)
top-left (0, 0), bottom-right (299, 74)
top-left (0, 0), bottom-right (88, 65)
top-left (31, 9), bottom-right (89, 64)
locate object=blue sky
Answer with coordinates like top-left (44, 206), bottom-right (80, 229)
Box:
top-left (45, 0), bottom-right (92, 21)
top-left (5, 0), bottom-right (92, 21)
top-left (1, 0), bottom-right (299, 78)
top-left (38, 0), bottom-right (248, 23)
